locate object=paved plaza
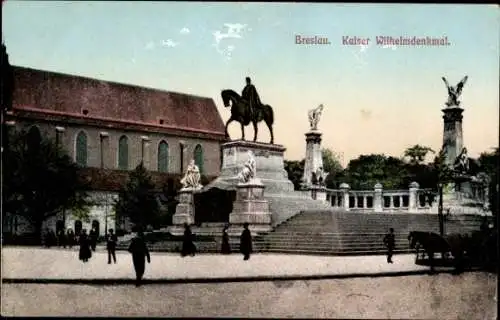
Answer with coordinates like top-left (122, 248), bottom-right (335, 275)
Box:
top-left (1, 246), bottom-right (435, 282)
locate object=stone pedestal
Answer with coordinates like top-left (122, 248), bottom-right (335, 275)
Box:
top-left (206, 140), bottom-right (293, 194)
top-left (408, 182), bottom-right (419, 213)
top-left (340, 183), bottom-right (350, 211)
top-left (442, 107), bottom-right (464, 167)
top-left (301, 131), bottom-right (324, 188)
top-left (169, 188), bottom-right (196, 235)
top-left (229, 179), bottom-right (272, 233)
top-left (310, 185), bottom-right (327, 202)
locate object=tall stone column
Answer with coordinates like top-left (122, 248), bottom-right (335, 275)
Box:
top-left (408, 181), bottom-right (419, 213)
top-left (374, 183), bottom-right (383, 212)
top-left (301, 131), bottom-right (324, 188)
top-left (442, 107), bottom-right (464, 167)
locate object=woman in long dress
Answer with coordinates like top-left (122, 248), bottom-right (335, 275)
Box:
top-left (78, 229), bottom-right (92, 262)
top-left (181, 223), bottom-right (196, 257)
top-left (221, 225), bottom-right (231, 254)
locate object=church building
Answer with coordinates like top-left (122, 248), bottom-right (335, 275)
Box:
top-left (3, 65), bottom-right (226, 237)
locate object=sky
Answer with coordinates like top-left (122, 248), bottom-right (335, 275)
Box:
top-left (3, 2), bottom-right (499, 165)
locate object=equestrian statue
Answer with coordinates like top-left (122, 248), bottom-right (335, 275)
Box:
top-left (221, 77), bottom-right (275, 144)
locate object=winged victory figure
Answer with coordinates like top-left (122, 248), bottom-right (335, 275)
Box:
top-left (442, 75), bottom-right (468, 107)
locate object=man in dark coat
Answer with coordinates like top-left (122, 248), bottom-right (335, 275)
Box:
top-left (57, 228), bottom-right (66, 248)
top-left (66, 228), bottom-right (75, 249)
top-left (128, 230), bottom-right (151, 287)
top-left (79, 229), bottom-right (92, 263)
top-left (106, 229), bottom-right (118, 264)
top-left (383, 228), bottom-right (396, 263)
top-left (89, 227), bottom-right (98, 251)
top-left (241, 77), bottom-right (262, 122)
top-left (240, 223), bottom-right (253, 260)
top-left (181, 223), bottom-right (196, 257)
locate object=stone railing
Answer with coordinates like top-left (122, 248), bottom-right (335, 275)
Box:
top-left (322, 182), bottom-right (437, 214)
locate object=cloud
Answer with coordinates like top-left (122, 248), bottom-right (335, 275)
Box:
top-left (180, 27), bottom-right (190, 34)
top-left (212, 23), bottom-right (249, 60)
top-left (161, 39), bottom-right (178, 47)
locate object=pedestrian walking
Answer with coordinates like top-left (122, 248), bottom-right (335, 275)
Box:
top-left (66, 228), bottom-right (75, 249)
top-left (128, 230), bottom-right (151, 287)
top-left (57, 228), bottom-right (66, 248)
top-left (181, 223), bottom-right (196, 257)
top-left (78, 229), bottom-right (92, 263)
top-left (383, 227), bottom-right (396, 264)
top-left (106, 229), bottom-right (117, 264)
top-left (89, 227), bottom-right (98, 251)
top-left (240, 223), bottom-right (253, 261)
top-left (221, 224), bottom-right (231, 254)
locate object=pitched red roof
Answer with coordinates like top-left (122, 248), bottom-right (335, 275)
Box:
top-left (11, 66), bottom-right (226, 137)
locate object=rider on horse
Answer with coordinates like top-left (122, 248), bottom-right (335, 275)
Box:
top-left (242, 77), bottom-right (262, 122)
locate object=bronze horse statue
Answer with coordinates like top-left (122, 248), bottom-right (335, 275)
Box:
top-left (221, 89), bottom-right (274, 144)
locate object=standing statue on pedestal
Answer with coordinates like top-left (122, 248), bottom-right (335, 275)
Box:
top-left (221, 76), bottom-right (275, 144)
top-left (442, 76), bottom-right (468, 107)
top-left (238, 151), bottom-right (257, 183)
top-left (180, 160), bottom-right (203, 190)
top-left (308, 104), bottom-right (324, 131)
top-left (453, 147), bottom-right (470, 173)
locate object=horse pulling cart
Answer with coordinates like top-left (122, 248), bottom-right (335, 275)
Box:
top-left (408, 230), bottom-right (497, 273)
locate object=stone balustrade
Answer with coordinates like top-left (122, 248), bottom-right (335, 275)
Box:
top-left (322, 182), bottom-right (438, 214)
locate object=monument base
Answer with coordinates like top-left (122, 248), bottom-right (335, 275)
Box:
top-left (204, 140), bottom-right (332, 229)
top-left (309, 185), bottom-right (328, 202)
top-left (207, 140), bottom-right (294, 194)
top-left (228, 181), bottom-right (272, 233)
top-left (169, 188), bottom-right (197, 236)
top-left (442, 179), bottom-right (490, 215)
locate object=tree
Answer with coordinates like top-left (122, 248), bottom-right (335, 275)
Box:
top-left (403, 144), bottom-right (435, 165)
top-left (342, 154), bottom-right (408, 189)
top-left (3, 129), bottom-right (92, 241)
top-left (114, 162), bottom-right (159, 229)
top-left (478, 148), bottom-right (499, 219)
top-left (284, 159), bottom-right (305, 190)
top-left (322, 149), bottom-right (344, 188)
top-left (431, 149), bottom-right (455, 236)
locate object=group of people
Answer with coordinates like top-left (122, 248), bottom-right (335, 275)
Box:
top-left (44, 227), bottom-right (99, 251)
top-left (77, 228), bottom-right (117, 263)
top-left (180, 222), bottom-right (253, 260)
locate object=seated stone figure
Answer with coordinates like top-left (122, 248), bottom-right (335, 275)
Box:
top-left (238, 151), bottom-right (257, 183)
top-left (180, 160), bottom-right (203, 190)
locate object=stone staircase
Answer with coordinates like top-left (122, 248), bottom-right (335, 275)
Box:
top-left (254, 211), bottom-right (487, 255)
top-left (116, 211), bottom-right (487, 255)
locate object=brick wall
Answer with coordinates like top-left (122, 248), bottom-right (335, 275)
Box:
top-left (12, 120), bottom-right (222, 176)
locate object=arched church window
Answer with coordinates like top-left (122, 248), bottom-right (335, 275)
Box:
top-left (158, 140), bottom-right (169, 172)
top-left (118, 135), bottom-right (129, 170)
top-left (75, 131), bottom-right (88, 166)
top-left (194, 144), bottom-right (204, 174)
